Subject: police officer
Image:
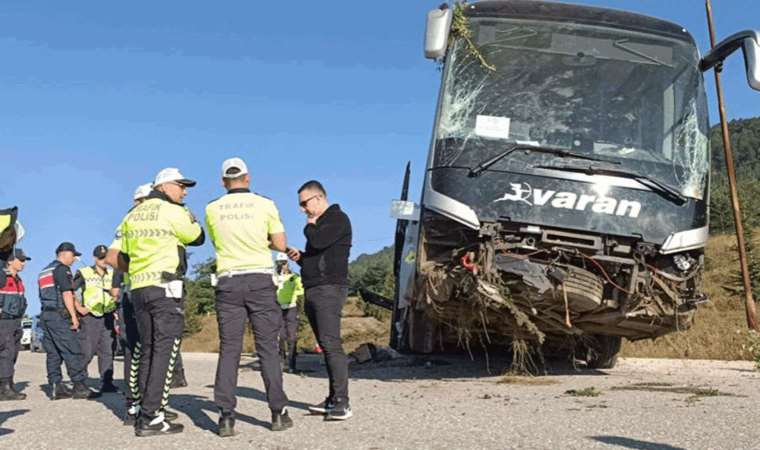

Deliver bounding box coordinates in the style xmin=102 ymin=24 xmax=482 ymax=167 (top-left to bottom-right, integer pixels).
xmin=74 ymin=245 xmax=118 ymax=393
xmin=114 ymin=183 xmax=147 ymax=424
xmin=274 ymin=253 xmax=304 ymax=373
xmin=113 ymin=184 xmax=186 ymax=426
xmin=0 ymin=249 xmax=30 ymax=401
xmin=206 ymin=157 xmax=292 ymax=437
xmin=287 ymin=180 xmax=353 ymax=421
xmin=107 ymin=168 xmax=204 ymax=437
xmin=39 ymin=242 xmax=100 ymax=400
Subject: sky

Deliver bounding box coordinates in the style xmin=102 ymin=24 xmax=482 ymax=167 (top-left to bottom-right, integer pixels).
xmin=3 ymin=0 xmax=759 ymax=313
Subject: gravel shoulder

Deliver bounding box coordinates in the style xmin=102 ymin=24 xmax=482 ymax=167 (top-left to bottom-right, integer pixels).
xmin=1 ymin=352 xmax=759 ymax=450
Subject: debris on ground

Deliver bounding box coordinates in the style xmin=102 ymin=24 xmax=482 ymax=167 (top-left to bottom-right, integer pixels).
xmin=348 ymin=343 xmax=404 ymax=365
xmin=565 ymin=387 xmax=602 ymax=398
xmin=498 ymin=375 xmax=559 ymax=386
xmin=611 ymin=383 xmax=734 ymax=397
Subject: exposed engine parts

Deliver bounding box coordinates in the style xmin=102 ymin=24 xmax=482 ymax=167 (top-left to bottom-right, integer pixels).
xmin=407 ymin=213 xmax=707 ymax=369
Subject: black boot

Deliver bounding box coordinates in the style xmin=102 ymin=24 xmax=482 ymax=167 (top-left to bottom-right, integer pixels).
xmin=170 ymin=368 xmax=188 ymax=389
xmin=9 ymin=378 xmax=26 ymax=398
xmin=135 ymin=413 xmax=184 ymax=437
xmin=218 ymin=410 xmax=235 ymax=438
xmin=124 ymin=414 xmax=138 ymax=426
xmin=271 ymin=408 xmax=293 ymax=432
xmin=72 ymin=382 xmax=102 ymax=400
xmin=0 ymin=379 xmax=25 ymax=401
xmin=52 ymin=382 xmax=72 ymax=400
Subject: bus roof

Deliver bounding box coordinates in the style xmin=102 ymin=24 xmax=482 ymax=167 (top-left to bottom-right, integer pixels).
xmin=466 ymin=1 xmax=696 ymax=44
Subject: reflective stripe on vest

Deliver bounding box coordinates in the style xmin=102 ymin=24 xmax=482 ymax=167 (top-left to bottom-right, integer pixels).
xmin=114 ymin=197 xmax=202 ymax=290
xmin=78 ymin=266 xmax=116 ymax=316
xmin=39 ymin=260 xmax=65 ymax=310
xmin=0 ymin=273 xmax=27 ymax=318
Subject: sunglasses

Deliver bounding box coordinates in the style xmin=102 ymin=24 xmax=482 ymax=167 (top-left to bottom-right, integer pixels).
xmin=299 ymin=194 xmax=319 ymax=208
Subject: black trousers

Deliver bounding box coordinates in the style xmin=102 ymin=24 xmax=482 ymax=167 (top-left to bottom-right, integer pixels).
xmin=279 ymin=307 xmax=298 ymax=357
xmin=0 ymin=319 xmax=21 ymax=380
xmin=304 ymin=284 xmax=349 ymax=406
xmin=118 ymin=293 xmax=141 ymax=406
xmin=40 ymin=311 xmax=87 ymax=385
xmin=119 ymin=292 xmax=185 ymax=407
xmin=79 ymin=314 xmax=115 ymax=383
xmin=131 ymin=287 xmax=184 ymax=416
xmin=214 ymin=273 xmax=288 ymax=413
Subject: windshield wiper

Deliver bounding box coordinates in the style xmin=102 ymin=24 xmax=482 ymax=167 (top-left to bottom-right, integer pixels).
xmin=468 ymin=144 xmax=619 ymax=177
xmin=533 ymin=164 xmax=688 ymax=206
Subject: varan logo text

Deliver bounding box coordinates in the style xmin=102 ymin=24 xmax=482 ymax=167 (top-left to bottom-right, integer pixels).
xmin=494 ymin=182 xmax=641 ymax=218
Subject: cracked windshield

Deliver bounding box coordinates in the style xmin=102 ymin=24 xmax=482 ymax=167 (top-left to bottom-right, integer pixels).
xmin=435 ymin=18 xmax=710 ymax=199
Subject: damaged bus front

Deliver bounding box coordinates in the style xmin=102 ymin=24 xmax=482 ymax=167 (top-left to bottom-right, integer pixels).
xmin=389 ymin=1 xmax=759 ymax=369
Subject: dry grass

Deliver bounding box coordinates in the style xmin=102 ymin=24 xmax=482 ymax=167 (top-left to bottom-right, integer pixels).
xmin=498 ymin=375 xmax=559 ymax=386
xmin=182 ymin=314 xmax=255 ymax=353
xmin=565 ymin=387 xmax=602 ymax=397
xmin=622 ymin=233 xmax=757 ymax=361
xmin=183 ymin=296 xmax=390 ymax=354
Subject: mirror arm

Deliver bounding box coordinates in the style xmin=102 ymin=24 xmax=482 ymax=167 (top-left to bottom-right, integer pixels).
xmin=700 ymin=30 xmax=758 ymax=71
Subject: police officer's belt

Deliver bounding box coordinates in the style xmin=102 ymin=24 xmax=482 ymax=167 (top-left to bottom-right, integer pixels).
xmin=218 ymin=268 xmax=273 ymax=278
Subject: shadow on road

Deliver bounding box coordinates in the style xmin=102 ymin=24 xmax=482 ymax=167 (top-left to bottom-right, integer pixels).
xmin=590 ymin=436 xmax=686 ymax=450
xmin=201 ymin=384 xmax=313 ymax=413
xmin=0 ymin=409 xmax=30 ymax=437
xmin=92 ymin=387 xmax=127 ymax=422
xmin=169 ymin=394 xmax=270 ymax=433
xmin=279 ymin=353 xmax=609 ymax=383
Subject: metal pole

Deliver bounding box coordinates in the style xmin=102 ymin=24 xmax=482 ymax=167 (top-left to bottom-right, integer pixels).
xmin=706 ymin=0 xmax=758 ymax=330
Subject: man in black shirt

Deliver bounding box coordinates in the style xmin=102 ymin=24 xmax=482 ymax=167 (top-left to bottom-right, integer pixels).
xmin=287 ymin=180 xmax=353 ymax=421
xmin=38 ymin=242 xmax=99 ymax=400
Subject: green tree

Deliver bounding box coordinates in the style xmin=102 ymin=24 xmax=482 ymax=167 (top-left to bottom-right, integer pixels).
xmin=183 ymin=257 xmax=216 ymax=336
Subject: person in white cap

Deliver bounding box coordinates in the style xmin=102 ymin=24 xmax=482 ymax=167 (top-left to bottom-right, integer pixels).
xmin=111 ymin=182 xmax=184 ymax=425
xmin=133 ymin=183 xmax=153 ymax=204
xmin=106 ymin=168 xmax=204 ymax=437
xmin=205 ymin=157 xmax=293 ymax=436
xmin=274 ymin=252 xmax=304 ymax=373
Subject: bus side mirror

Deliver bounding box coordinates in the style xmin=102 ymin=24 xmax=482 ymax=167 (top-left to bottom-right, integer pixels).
xmin=425 ymin=4 xmax=453 ymax=60
xmin=700 ymin=30 xmax=760 ymax=91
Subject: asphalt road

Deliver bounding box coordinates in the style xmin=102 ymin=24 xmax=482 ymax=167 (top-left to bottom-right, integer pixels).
xmin=1 ymin=351 xmax=758 ymax=450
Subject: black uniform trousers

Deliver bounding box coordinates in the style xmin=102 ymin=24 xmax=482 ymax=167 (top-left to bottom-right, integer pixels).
xmin=304 ymin=284 xmax=349 ymax=406
xmin=0 ymin=319 xmax=21 ymax=380
xmin=131 ymin=286 xmax=184 ymax=416
xmin=119 ymin=291 xmax=186 ymax=409
xmin=40 ymin=311 xmax=87 ymax=385
xmin=214 ymin=273 xmax=288 ymax=413
xmin=79 ymin=314 xmax=116 ymax=383
xmin=118 ymin=292 xmax=141 ymax=406
xmin=279 ymin=307 xmax=298 ymax=359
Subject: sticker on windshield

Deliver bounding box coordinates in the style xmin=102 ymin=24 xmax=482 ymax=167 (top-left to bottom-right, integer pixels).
xmin=475 ymin=115 xmax=511 ymax=140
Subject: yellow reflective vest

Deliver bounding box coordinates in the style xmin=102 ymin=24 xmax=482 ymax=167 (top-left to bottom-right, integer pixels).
xmin=205 ymin=189 xmax=284 ymax=274
xmin=110 ymin=193 xmax=203 ymax=290
xmin=77 ymin=266 xmax=116 ymax=317
xmin=275 ymin=273 xmax=304 ymax=309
